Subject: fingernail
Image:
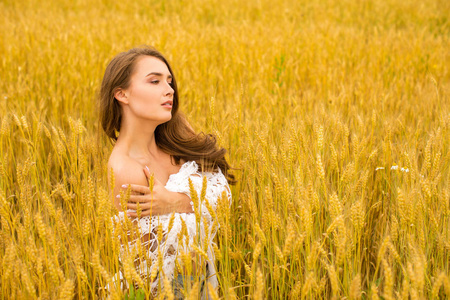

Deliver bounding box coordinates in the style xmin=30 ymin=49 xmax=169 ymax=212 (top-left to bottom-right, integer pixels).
xmin=145 ymin=166 xmax=150 ymax=172
xmin=116 ymin=195 xmax=120 ymax=198
xmin=122 ymin=184 xmax=128 ymax=188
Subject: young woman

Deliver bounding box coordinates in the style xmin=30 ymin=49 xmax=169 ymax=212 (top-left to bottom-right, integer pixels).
xmin=99 ymin=47 xmax=234 ymax=298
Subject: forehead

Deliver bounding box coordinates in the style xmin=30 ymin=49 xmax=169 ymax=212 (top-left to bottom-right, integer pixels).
xmin=133 ymin=55 xmax=171 ymax=77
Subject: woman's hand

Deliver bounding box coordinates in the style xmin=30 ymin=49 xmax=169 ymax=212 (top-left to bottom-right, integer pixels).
xmin=119 ymin=166 xmax=193 ymax=217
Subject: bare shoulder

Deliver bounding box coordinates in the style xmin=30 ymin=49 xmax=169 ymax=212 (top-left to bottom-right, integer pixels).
xmin=107 ymin=149 xmax=148 ymax=210
xmin=108 ymin=150 xmax=148 ymax=188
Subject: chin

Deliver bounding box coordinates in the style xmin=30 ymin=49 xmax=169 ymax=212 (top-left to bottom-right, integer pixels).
xmin=158 ymin=114 xmax=172 ymax=125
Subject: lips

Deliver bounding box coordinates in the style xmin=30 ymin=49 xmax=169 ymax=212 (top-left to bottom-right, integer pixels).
xmin=161 ymin=100 xmax=173 ymax=107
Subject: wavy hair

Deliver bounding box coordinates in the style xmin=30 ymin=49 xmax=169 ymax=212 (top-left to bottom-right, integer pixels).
xmin=99 ymin=46 xmax=235 ymax=184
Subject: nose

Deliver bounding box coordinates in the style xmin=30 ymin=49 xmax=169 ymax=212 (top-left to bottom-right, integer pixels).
xmin=165 ymin=82 xmax=174 ymax=96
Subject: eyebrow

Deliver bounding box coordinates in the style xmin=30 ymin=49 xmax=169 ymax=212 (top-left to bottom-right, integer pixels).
xmin=145 ymin=72 xmax=172 ymax=79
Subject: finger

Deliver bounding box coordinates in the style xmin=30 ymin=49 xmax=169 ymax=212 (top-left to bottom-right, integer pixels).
xmin=144 ymin=166 xmax=163 ymax=186
xmin=127 ymin=194 xmax=152 ymax=203
xmin=127 ymin=202 xmax=151 ymax=210
xmin=126 ymin=211 xmax=139 ymax=218
xmin=122 ymin=184 xmax=150 ymax=195
xmin=143 ymin=166 xmax=152 ymax=179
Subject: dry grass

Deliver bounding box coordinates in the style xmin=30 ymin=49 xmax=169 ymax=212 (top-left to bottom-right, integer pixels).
xmin=1 ymin=0 xmax=449 ymax=298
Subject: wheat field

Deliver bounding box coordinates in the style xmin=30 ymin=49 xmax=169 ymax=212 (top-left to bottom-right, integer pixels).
xmin=1 ymin=0 xmax=449 ymax=299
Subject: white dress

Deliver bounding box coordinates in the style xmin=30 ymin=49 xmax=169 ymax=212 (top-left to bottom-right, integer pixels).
xmin=111 ymin=161 xmax=231 ymax=298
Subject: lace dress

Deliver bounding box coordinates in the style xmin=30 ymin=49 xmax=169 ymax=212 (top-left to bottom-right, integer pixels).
xmin=111 ymin=161 xmax=231 ymax=297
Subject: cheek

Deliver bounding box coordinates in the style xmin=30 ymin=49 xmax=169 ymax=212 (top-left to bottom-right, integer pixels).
xmin=130 ymin=101 xmax=158 ymax=118
xmin=132 ymin=85 xmax=153 ymax=100
xmin=127 ymin=88 xmax=171 ymax=121
xmin=130 ymin=88 xmax=157 ymax=109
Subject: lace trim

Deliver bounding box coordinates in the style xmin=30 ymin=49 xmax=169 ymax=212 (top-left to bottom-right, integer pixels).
xmin=111 ymin=161 xmax=231 ymax=296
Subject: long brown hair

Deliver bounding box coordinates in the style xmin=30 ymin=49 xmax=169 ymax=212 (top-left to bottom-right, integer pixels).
xmin=99 ymin=46 xmax=235 ymax=184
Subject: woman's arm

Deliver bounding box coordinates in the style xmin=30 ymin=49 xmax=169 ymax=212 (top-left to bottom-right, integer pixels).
xmin=124 ymin=166 xmax=193 ymax=217
xmin=108 ymin=158 xmax=193 ymax=216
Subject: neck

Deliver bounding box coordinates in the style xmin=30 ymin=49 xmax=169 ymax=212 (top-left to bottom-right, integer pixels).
xmin=115 ymin=115 xmax=161 ymax=160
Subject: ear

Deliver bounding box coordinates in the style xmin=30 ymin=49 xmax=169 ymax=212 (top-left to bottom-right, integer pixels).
xmin=114 ymin=88 xmax=129 ymax=104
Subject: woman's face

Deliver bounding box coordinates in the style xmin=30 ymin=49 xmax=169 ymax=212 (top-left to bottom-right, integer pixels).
xmin=121 ymin=55 xmax=174 ymax=124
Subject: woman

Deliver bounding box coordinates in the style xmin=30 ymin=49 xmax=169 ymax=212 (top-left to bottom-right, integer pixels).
xmin=99 ymin=47 xmax=234 ymax=298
